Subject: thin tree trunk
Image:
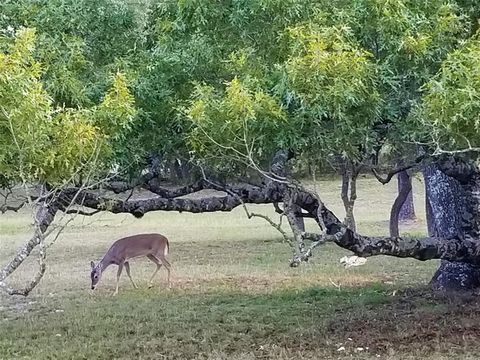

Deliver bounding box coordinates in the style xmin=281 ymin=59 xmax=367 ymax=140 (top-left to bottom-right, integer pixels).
xmin=389 ymin=174 xmax=412 ymax=237
xmin=341 ymin=162 xmax=359 ymax=232
xmin=0 ymin=201 xmax=57 ymax=295
xmin=398 ymin=171 xmax=416 ymax=221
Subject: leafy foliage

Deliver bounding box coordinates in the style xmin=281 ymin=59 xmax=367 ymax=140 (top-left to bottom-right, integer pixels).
xmin=0 ymin=29 xmax=135 ymax=185
xmin=187 ymin=77 xmax=286 ymax=170
xmin=281 ymin=24 xmax=381 ymax=160
xmin=2 ymin=0 xmax=480 ymax=182
xmin=418 ymin=32 xmax=480 ymax=150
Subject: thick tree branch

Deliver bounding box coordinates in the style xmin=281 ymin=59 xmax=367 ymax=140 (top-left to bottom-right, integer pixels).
xmin=62 ymin=183 xmax=283 ymax=218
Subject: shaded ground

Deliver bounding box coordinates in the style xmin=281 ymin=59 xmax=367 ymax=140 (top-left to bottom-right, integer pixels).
xmin=2 ymin=177 xmax=477 ymax=359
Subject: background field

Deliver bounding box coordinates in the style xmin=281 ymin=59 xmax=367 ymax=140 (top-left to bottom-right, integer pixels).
xmin=1 ymin=177 xmax=480 ymax=359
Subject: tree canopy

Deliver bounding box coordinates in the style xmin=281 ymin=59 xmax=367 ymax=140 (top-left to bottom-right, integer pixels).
xmin=2 ymin=0 xmax=480 ymax=176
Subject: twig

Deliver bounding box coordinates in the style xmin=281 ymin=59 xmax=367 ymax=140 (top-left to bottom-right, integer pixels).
xmin=200 ymin=168 xmax=293 ymax=246
xmin=241 ymin=204 xmax=292 ymax=246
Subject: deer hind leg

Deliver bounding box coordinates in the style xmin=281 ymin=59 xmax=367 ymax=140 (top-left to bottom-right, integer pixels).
xmin=124 ymin=261 xmax=138 ymax=289
xmin=158 ymin=255 xmax=172 ymax=288
xmin=147 ymin=254 xmax=162 ymax=288
xmin=113 ymin=262 xmax=124 ymax=296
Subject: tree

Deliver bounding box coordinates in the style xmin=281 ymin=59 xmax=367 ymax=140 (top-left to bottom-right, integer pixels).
xmin=388 ymin=168 xmax=416 ymax=238
xmin=0 ymin=29 xmax=135 ymax=295
xmin=4 ymin=0 xmax=480 ymax=295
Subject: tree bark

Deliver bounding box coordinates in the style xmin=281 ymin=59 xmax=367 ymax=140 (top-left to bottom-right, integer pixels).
xmin=424 ymin=163 xmax=480 ymax=291
xmin=389 ymin=172 xmax=412 ymax=237
xmin=398 ymin=171 xmax=416 ymax=221
xmin=425 ymin=191 xmax=436 ymax=237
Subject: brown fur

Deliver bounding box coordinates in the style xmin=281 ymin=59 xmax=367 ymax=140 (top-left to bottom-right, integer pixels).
xmin=90 ymin=233 xmax=171 ymax=295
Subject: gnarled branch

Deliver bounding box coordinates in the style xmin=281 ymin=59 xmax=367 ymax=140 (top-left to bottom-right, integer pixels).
xmin=372 ymin=155 xmax=426 ymax=185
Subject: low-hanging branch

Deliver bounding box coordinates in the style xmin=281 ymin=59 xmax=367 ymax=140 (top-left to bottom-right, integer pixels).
xmin=53 ymin=177 xmax=480 ymax=267
xmin=61 ymin=182 xmax=284 ymax=218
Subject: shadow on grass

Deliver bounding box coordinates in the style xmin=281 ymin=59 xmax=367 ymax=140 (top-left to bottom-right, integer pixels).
xmin=327 ymin=287 xmax=480 ymax=357
xmin=1 ymin=285 xmax=480 ymax=359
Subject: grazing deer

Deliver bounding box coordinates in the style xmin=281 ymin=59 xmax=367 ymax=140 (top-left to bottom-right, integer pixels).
xmin=90 ymin=233 xmax=171 ymax=295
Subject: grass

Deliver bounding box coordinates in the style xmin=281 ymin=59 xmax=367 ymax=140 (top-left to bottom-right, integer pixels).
xmin=1 ymin=176 xmax=480 ymax=359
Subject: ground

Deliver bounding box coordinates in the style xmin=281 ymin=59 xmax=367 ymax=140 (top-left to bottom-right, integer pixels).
xmin=1 ymin=176 xmax=480 ymax=359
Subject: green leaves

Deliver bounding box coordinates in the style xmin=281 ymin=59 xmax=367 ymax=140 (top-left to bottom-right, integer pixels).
xmin=0 ymin=29 xmax=136 ymax=185
xmin=187 ymin=78 xmax=286 ymax=169
xmin=278 ymin=24 xmax=381 ymax=161
xmin=417 ymin=33 xmax=480 ymax=150
xmin=96 ymin=73 xmax=136 ymax=140
xmin=0 ymin=28 xmax=52 ymax=181
xmin=2 ymin=0 xmax=480 ymax=184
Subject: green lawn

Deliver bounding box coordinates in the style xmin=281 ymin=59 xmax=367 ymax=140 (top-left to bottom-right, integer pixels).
xmin=1 ymin=177 xmax=479 ymax=359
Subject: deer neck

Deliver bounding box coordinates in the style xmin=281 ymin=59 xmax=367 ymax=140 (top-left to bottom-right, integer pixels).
xmin=98 ymin=251 xmax=116 ymax=272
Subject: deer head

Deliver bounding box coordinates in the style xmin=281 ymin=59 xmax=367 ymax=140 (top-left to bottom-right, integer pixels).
xmin=90 ymin=261 xmax=103 ymax=290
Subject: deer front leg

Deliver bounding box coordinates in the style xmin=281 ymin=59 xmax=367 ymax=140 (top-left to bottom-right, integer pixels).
xmin=113 ymin=263 xmax=124 ymax=296
xmin=124 ymin=262 xmax=138 ymax=289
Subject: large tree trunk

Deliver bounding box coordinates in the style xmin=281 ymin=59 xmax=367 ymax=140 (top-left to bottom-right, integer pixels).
xmin=398 ymin=171 xmax=416 ymax=221
xmin=425 ymin=191 xmax=436 ymax=237
xmin=424 ymin=164 xmax=480 ymax=291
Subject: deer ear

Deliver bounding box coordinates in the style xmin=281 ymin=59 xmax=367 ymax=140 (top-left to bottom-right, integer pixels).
xmin=90 ymin=261 xmax=95 ymax=269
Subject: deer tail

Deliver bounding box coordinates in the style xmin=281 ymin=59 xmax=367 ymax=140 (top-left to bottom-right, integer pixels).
xmin=164 ymin=238 xmax=169 ymax=257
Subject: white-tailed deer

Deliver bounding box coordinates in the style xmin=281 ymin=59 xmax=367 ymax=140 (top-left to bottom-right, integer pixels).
xmin=90 ymin=233 xmax=171 ymax=295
